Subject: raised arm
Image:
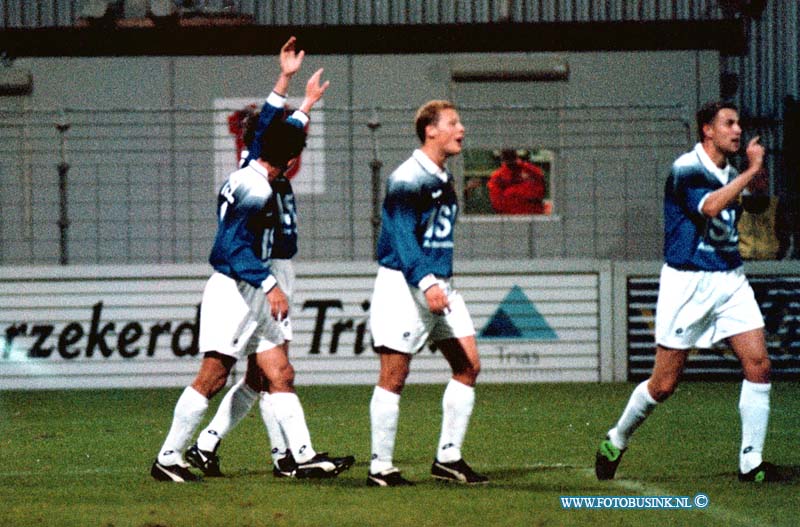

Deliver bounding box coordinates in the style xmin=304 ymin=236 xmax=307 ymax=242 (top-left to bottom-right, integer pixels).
xmin=272 ymin=36 xmax=305 ymax=96
xmin=298 ymin=68 xmax=330 ymax=115
xmin=244 ymin=37 xmax=308 ymax=167
xmin=701 ymin=137 xmax=764 ymax=218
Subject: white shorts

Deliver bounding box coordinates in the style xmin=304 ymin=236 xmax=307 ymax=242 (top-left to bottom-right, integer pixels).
xmin=369 ymin=266 xmax=475 ymax=354
xmin=655 ymin=264 xmax=764 ymax=350
xmin=199 ymin=263 xmax=294 ymax=358
xmin=271 ymin=259 xmax=294 ymax=342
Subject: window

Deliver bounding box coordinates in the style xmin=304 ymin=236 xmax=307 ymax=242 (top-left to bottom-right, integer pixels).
xmin=463 ymin=147 xmax=555 ymax=216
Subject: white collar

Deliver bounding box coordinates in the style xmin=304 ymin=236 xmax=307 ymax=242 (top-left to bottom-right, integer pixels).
xmin=246 ymin=159 xmax=270 ymax=180
xmin=694 ymin=143 xmax=731 ymax=184
xmin=413 ymin=149 xmax=448 ymax=183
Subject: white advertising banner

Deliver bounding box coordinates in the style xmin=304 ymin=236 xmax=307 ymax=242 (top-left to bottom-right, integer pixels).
xmin=0 ymin=260 xmax=609 ymax=390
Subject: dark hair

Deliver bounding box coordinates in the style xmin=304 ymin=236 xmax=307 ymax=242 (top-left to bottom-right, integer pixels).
xmin=245 ymin=106 xmax=302 ymax=153
xmin=696 ymin=101 xmax=738 ymax=141
xmin=242 ymin=110 xmax=260 ymax=148
xmin=258 ymin=119 xmax=307 ymax=168
xmin=500 ymin=149 xmax=517 ymax=164
xmin=414 ymin=100 xmax=456 ymax=143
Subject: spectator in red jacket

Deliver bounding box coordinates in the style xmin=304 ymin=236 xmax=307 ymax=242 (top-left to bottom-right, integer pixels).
xmin=488 ymin=149 xmax=546 ymax=214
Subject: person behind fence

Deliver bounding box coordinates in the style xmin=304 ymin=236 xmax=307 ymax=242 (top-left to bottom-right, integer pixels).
xmin=594 ymin=101 xmax=781 ymax=483
xmin=150 ymin=36 xmax=353 ymax=483
xmin=366 ymin=99 xmax=488 ymax=487
xmin=738 ymin=167 xmax=790 ymax=260
xmin=487 ymin=148 xmax=546 ymax=214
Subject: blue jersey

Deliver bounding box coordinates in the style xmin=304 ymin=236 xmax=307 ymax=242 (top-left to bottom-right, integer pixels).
xmin=268 ymin=175 xmax=298 ymax=259
xmin=240 ymin=92 xmax=303 ymax=260
xmin=663 ymin=143 xmax=743 ymax=271
xmin=377 ymin=149 xmax=459 ymax=286
xmin=239 ymin=153 xmax=298 ymax=260
xmin=208 ymin=161 xmax=277 ymax=290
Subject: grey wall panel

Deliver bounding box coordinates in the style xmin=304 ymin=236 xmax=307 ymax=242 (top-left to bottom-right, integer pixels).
xmin=0 ymin=0 xmax=781 ymax=168
xmin=0 ymin=49 xmax=712 ymax=264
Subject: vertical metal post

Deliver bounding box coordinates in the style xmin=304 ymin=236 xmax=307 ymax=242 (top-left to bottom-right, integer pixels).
xmin=681 ymin=105 xmax=692 ymax=148
xmin=21 ymin=105 xmax=34 ymax=241
xmin=55 ymin=116 xmax=71 ymax=265
xmin=367 ymin=109 xmax=383 ymax=260
xmin=166 ymin=58 xmax=178 ymax=263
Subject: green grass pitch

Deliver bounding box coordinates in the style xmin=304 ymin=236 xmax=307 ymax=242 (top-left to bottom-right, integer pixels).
xmin=1 ymin=382 xmax=798 ymax=527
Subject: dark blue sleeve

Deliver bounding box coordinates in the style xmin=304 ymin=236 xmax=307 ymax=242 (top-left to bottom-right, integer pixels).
xmin=671 ymin=166 xmax=713 ymax=220
xmin=382 ymin=179 xmax=433 ymax=285
xmin=243 ymin=99 xmax=283 ymax=167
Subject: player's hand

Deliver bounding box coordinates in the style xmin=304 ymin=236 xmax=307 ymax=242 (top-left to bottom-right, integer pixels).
xmin=745 ymin=136 xmax=764 ymax=172
xmin=279 ymin=36 xmax=304 ymax=78
xmin=266 ymin=286 xmax=289 ymax=321
xmin=299 ymin=68 xmax=330 ymax=113
xmin=424 ymin=283 xmax=450 ymax=315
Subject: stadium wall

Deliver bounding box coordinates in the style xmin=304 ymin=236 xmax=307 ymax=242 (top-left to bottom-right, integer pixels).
xmin=0 ymin=50 xmax=718 ymax=265
xmin=0 ymin=260 xmax=612 ymax=390
xmin=3 ymin=260 xmax=798 ymax=390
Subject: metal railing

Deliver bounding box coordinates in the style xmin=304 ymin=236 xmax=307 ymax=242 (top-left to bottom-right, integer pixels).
xmin=3 ymin=103 xmax=759 ymax=265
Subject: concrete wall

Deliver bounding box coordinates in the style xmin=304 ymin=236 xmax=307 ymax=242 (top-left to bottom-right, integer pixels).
xmin=0 ymin=50 xmax=719 ymax=264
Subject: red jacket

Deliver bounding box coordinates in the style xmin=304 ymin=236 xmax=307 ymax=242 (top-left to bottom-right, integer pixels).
xmin=488 ymin=161 xmax=546 ymax=214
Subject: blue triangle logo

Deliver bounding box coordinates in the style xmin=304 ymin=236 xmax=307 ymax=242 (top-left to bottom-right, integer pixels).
xmin=479 ymin=286 xmax=557 ymax=340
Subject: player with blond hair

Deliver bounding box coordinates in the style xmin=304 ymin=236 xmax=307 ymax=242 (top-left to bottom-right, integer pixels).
xmin=367 ymin=100 xmax=487 ymax=487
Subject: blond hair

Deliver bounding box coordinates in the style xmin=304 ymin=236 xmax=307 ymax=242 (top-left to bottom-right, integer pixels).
xmin=414 ymin=100 xmax=456 ymax=143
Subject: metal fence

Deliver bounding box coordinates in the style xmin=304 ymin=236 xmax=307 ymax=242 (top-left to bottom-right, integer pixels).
xmin=7 ymin=103 xmax=781 ymax=266
xmin=0 ymin=104 xmax=383 ymax=264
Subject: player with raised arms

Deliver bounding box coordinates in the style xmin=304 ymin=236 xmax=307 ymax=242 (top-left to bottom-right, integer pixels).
xmin=151 ymin=36 xmax=353 ymax=482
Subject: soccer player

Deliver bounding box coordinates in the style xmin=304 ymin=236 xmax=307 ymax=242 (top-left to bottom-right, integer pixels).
xmin=151 ymin=37 xmax=353 ymax=482
xmin=185 ymin=100 xmax=319 ymax=480
xmin=595 ymin=101 xmax=779 ymax=483
xmin=367 ymin=100 xmax=488 ymax=487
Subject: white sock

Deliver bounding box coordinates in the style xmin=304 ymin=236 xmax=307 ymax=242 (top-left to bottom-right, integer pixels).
xmin=259 ymin=392 xmax=290 ymax=464
xmin=739 ymin=379 xmax=771 ymax=473
xmin=436 ymin=379 xmax=475 ymax=463
xmin=608 ymin=380 xmax=658 ymax=450
xmin=196 ymin=378 xmax=257 ymax=452
xmin=157 ymin=387 xmax=208 ymax=465
xmin=370 ymin=386 xmax=401 ymax=474
xmin=270 ymin=392 xmax=316 ymax=463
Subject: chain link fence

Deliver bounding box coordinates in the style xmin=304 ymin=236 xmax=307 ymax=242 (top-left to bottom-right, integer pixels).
xmin=4 ymin=103 xmax=783 ymax=266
